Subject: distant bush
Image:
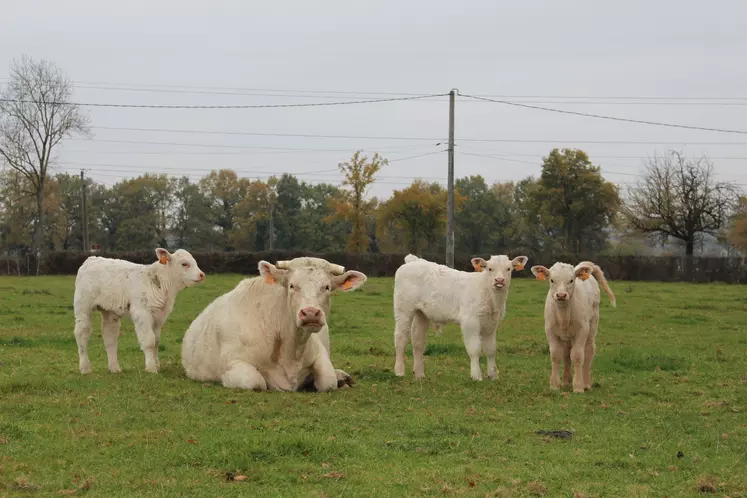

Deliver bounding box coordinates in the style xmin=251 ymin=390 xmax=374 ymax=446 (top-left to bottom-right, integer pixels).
xmin=0 ymin=250 xmax=745 ymax=283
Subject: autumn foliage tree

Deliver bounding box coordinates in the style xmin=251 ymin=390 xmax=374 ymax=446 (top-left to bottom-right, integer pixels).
xmin=333 ymin=151 xmax=386 ymax=253
xmin=378 ymin=180 xmax=459 ymax=253
xmin=729 ymin=196 xmax=747 ymax=253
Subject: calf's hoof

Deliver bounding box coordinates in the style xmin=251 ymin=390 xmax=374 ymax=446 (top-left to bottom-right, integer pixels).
xmin=79 ymin=366 xmax=92 ymax=375
xmin=573 ymin=387 xmax=585 ymax=393
xmin=108 ymin=365 xmax=122 ymax=374
xmin=144 ymin=366 xmax=159 ymax=374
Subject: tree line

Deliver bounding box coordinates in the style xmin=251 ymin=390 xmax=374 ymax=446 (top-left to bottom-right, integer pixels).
xmin=1 ymin=56 xmax=746 ymax=267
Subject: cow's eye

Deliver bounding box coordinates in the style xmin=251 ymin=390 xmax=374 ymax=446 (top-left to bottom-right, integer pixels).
xmin=181 ymin=262 xmax=190 ymax=268
xmin=569 ymin=279 xmax=573 ymax=284
xmin=324 ymin=285 xmax=331 ymax=291
xmin=488 ymin=268 xmax=492 ymax=272
xmin=507 ymin=267 xmax=511 ymax=272
xmin=550 ymin=279 xmax=554 ymax=284
xmin=289 ymin=284 xmax=295 ymax=290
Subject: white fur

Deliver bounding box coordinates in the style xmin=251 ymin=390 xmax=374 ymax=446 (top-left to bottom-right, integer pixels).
xmin=181 ymin=257 xmax=366 ymax=392
xmin=73 ymin=248 xmax=205 ymax=375
xmin=530 ymin=261 xmax=616 ymax=393
xmin=393 ymin=253 xmax=527 ymax=380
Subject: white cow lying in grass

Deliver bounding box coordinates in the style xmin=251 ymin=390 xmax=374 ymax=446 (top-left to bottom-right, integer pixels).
xmin=394 ymin=253 xmax=528 ymax=380
xmin=530 ymin=261 xmax=616 ymax=393
xmin=181 ymin=257 xmax=366 ymax=392
xmin=74 ymin=248 xmax=205 ymax=374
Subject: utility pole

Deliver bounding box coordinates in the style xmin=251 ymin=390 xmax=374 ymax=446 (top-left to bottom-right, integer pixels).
xmin=80 ymin=170 xmax=89 ymax=252
xmin=268 ymin=201 xmax=275 ymax=250
xmin=445 ymin=88 xmax=457 ymax=268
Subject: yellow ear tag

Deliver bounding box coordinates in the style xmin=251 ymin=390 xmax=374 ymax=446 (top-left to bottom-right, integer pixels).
xmin=536 ymin=273 xmax=546 ymax=281
xmin=159 ymin=256 xmax=168 ymax=265
xmin=342 ymin=279 xmax=354 ymax=290
xmin=473 ymin=263 xmax=484 ymax=272
xmin=578 ymin=270 xmax=591 ymax=281
xmin=264 ymin=274 xmax=276 ymax=284
xmin=515 ymin=264 xmax=525 ymax=271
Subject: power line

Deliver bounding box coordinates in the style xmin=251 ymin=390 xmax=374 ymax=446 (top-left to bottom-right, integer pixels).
xmin=7 ymin=77 xmax=747 ymax=102
xmin=460 ymin=93 xmax=747 ymax=135
xmin=65 ymin=138 xmax=439 ymax=155
xmin=0 ymin=93 xmax=446 ymax=109
xmin=87 ymin=125 xmax=747 ymax=145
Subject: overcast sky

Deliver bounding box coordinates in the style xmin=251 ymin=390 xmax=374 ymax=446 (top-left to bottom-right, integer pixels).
xmin=2 ymin=0 xmax=746 ymax=199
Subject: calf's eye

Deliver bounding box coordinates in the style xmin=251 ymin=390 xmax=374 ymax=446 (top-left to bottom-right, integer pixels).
xmin=324 ymin=285 xmax=331 ymax=291
xmin=181 ymin=262 xmax=190 ymax=268
xmin=550 ymin=279 xmax=554 ymax=284
xmin=569 ymin=279 xmax=573 ymax=284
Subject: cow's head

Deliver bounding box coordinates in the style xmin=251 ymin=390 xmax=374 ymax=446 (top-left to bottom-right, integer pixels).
xmin=531 ymin=262 xmax=592 ymax=305
xmin=258 ymin=257 xmax=367 ymax=332
xmin=155 ymin=248 xmax=205 ymax=287
xmin=470 ymin=255 xmax=528 ymax=291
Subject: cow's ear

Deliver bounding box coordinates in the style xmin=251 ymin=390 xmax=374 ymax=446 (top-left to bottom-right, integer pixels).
xmin=471 ymin=258 xmax=487 ymax=272
xmin=531 ymin=265 xmax=550 ymax=281
xmin=258 ymin=260 xmax=287 ymax=286
xmin=155 ymin=248 xmax=170 ymax=265
xmin=512 ymin=256 xmax=528 ymax=271
xmin=333 ymin=271 xmax=367 ymax=292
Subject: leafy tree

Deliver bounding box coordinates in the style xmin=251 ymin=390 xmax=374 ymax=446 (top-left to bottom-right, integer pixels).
xmin=0 ymin=56 xmax=90 ymax=267
xmin=231 ymin=179 xmax=272 ymax=251
xmin=729 ymin=196 xmax=747 ymax=254
xmin=298 ymin=182 xmax=349 ymax=252
xmin=524 ymin=149 xmax=619 ymax=253
xmin=171 ymin=176 xmax=215 ymax=250
xmin=273 ymin=173 xmax=303 ymax=250
xmin=336 ymin=151 xmax=386 ymax=253
xmin=199 ymin=169 xmax=249 ymax=250
xmin=455 ymin=176 xmax=518 ymax=254
xmin=625 ymin=151 xmax=741 ymax=257
xmin=377 ymin=180 xmax=455 ymax=253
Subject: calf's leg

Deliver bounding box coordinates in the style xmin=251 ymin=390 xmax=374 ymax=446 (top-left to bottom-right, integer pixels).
xmin=222 ymin=361 xmax=267 ymax=391
xmin=570 ymin=327 xmax=590 ymax=393
xmin=547 ymin=334 xmax=565 ymax=390
xmin=74 ymin=310 xmax=94 ymax=374
xmin=411 ymin=311 xmax=429 ymax=379
xmin=461 ymin=318 xmax=483 ymax=381
xmin=100 ymin=311 xmax=122 ymax=373
xmin=481 ymin=326 xmax=498 ymax=380
xmin=584 ymin=314 xmax=599 ymax=390
xmin=131 ymin=309 xmax=159 ymax=373
xmin=562 ymin=346 xmax=572 ymax=387
xmin=394 ymin=311 xmax=413 ymax=377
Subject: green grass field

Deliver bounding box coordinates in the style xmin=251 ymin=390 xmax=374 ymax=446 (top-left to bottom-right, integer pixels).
xmin=0 ymin=275 xmax=746 ymax=497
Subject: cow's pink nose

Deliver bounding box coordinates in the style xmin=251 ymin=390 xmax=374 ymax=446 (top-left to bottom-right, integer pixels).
xmin=494 ymin=277 xmax=506 ymax=285
xmin=556 ymin=292 xmax=568 ymax=300
xmin=198 ymin=272 xmax=205 ymax=279
xmin=299 ymin=307 xmax=321 ymax=320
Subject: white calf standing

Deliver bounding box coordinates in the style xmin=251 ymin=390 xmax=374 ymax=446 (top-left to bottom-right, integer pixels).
xmin=393 ymin=254 xmax=528 ymax=380
xmin=73 ymin=248 xmax=205 ymax=374
xmin=530 ymin=261 xmax=616 ymax=393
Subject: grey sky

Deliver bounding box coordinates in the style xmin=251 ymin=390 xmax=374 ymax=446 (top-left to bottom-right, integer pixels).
xmin=2 ymin=0 xmax=746 ymax=199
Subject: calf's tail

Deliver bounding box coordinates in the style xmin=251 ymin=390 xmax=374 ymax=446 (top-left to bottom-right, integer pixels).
xmin=578 ymin=261 xmax=616 ymax=308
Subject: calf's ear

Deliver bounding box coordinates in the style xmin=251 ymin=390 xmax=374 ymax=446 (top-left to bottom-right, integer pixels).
xmin=471 ymin=258 xmax=487 ymax=272
xmin=333 ymin=271 xmax=367 ymax=292
xmin=530 ymin=265 xmax=550 ymax=281
xmin=574 ymin=264 xmax=593 ymax=281
xmin=155 ymin=248 xmax=170 ymax=265
xmin=258 ymin=260 xmax=287 ymax=286
xmin=512 ymin=256 xmax=528 ymax=271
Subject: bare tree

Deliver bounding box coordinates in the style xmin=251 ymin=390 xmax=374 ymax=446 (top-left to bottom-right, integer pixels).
xmin=624 ymin=151 xmax=740 ymax=268
xmin=0 ymin=56 xmax=90 ymax=272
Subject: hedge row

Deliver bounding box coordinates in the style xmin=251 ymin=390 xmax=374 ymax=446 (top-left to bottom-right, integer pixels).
xmin=1 ymin=250 xmax=745 ymax=283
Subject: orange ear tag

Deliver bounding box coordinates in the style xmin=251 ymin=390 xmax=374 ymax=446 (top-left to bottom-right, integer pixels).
xmin=578 ymin=270 xmax=591 ymax=281
xmin=342 ymin=279 xmax=354 ymax=290
xmin=472 ymin=263 xmax=484 ymax=272
xmin=159 ymin=256 xmax=168 ymax=265
xmin=515 ymin=264 xmax=525 ymax=271
xmin=536 ymin=273 xmax=546 ymax=281
xmin=264 ymin=274 xmax=276 ymax=284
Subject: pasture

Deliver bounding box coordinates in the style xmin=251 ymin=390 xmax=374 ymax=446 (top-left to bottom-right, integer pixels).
xmin=0 ymin=275 xmax=745 ymax=497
